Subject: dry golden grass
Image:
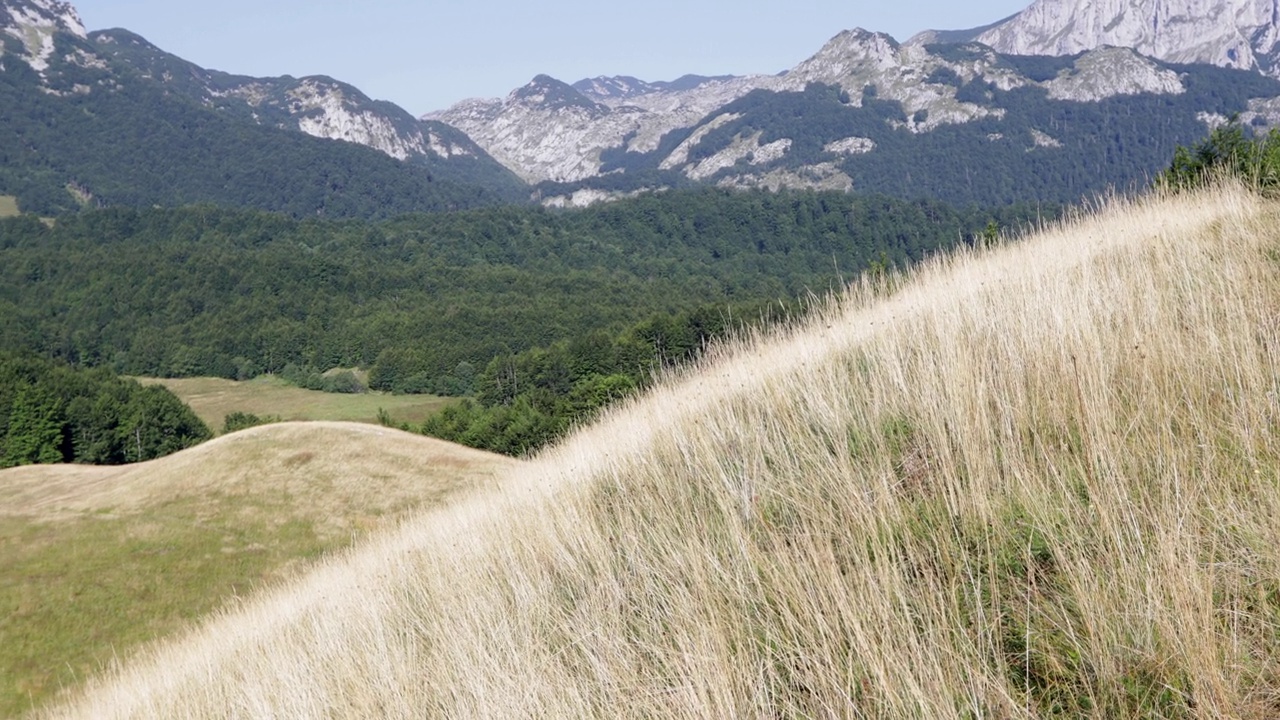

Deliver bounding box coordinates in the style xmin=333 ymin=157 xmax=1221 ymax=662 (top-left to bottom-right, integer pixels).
xmin=0 ymin=196 xmax=18 ymax=218
xmin=0 ymin=422 xmax=514 ymax=531
xmin=0 ymin=423 xmax=515 ymax=717
xmin=137 ymin=375 xmax=453 ymax=431
xmin=43 ymin=185 xmax=1280 ymax=718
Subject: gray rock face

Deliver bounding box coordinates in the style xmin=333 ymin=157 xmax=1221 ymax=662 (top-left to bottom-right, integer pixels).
xmin=573 ymin=74 xmax=736 ymax=101
xmin=426 ymin=71 xmax=785 ymax=184
xmin=1043 ymin=46 xmax=1186 ymax=100
xmin=965 ymin=0 xmax=1280 ymax=76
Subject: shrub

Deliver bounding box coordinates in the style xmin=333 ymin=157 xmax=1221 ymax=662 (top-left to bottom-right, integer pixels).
xmin=222 ymin=411 xmax=279 ymax=434
xmin=1158 ymin=120 xmax=1280 ymax=191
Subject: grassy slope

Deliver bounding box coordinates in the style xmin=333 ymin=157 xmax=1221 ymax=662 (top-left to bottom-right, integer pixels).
xmin=138 ymin=376 xmax=453 ymax=432
xmin=45 ymin=185 xmax=1280 ymax=718
xmin=0 ymin=423 xmax=516 ymax=718
xmin=0 ymin=197 xmax=18 ymax=218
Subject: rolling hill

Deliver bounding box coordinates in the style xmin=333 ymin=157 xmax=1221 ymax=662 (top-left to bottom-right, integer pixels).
xmin=0 ymin=422 xmax=517 ymax=717
xmin=32 ymin=182 xmax=1280 ymax=717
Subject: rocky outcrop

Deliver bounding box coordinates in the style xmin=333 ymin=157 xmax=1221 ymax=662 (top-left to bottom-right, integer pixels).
xmin=1043 ymin=46 xmax=1186 ymax=101
xmin=1 ymin=0 xmax=85 ymax=72
xmin=960 ymin=0 xmax=1280 ymax=76
xmin=427 ymin=74 xmax=771 ymax=183
xmin=89 ymin=28 xmax=488 ymax=166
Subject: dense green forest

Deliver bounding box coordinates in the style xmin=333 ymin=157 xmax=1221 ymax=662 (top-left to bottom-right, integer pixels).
xmin=418 ymin=301 xmax=798 ymax=454
xmin=0 ymin=31 xmax=526 ymax=218
xmin=0 ymin=188 xmax=1049 ymax=395
xmin=0 ymin=352 xmax=210 ymax=468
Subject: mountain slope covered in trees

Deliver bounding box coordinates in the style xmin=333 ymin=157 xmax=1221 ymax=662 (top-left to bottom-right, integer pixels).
xmin=0 ymin=8 xmax=527 ymax=217
xmin=555 ymin=53 xmax=1280 ymax=206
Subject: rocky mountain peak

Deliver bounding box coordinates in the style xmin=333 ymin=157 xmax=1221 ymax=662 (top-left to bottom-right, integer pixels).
xmin=1 ymin=0 xmax=84 ymax=37
xmin=512 ymin=74 xmax=605 ymax=114
xmin=782 ymin=28 xmax=907 ymax=89
xmin=2 ymin=0 xmax=87 ymax=72
xmin=967 ymin=0 xmax=1280 ymax=76
xmin=808 ymin=28 xmax=900 ymax=66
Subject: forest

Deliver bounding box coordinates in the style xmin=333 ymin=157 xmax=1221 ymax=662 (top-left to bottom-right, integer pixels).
xmin=0 ymin=187 xmax=1050 ymax=398
xmin=0 ymin=352 xmax=210 ymax=468
xmin=414 ymin=300 xmax=799 ymax=454
xmin=3 ymin=120 xmax=1258 ymax=464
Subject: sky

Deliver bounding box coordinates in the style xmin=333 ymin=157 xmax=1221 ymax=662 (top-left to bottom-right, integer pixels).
xmin=70 ymin=1 xmax=1031 ymax=117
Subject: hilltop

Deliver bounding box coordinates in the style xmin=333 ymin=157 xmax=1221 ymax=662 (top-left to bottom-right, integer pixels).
xmin=32 ymin=183 xmax=1280 ymax=717
xmin=0 ymin=422 xmax=516 ymax=716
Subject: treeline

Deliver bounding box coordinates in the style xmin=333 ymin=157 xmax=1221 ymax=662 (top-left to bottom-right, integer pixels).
xmin=0 ymin=188 xmax=1050 ymax=395
xmin=0 ymin=352 xmax=210 ymax=468
xmin=418 ymin=301 xmax=797 ymax=455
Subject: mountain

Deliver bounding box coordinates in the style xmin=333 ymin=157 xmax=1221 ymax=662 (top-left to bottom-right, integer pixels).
xmin=426 ymin=72 xmax=764 ymax=185
xmin=0 ymin=0 xmax=527 ymax=217
xmin=91 ymin=29 xmax=486 ymax=166
xmin=429 ymin=25 xmax=1280 ymax=206
xmin=919 ymin=0 xmax=1280 ymax=77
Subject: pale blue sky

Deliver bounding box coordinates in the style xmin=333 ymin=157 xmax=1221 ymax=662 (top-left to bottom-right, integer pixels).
xmin=71 ymin=1 xmax=1031 ymax=116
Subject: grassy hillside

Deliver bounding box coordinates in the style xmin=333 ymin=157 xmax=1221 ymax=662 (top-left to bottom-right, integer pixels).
xmin=138 ymin=376 xmax=454 ymax=431
xmin=0 ymin=196 xmax=17 ymax=218
xmin=0 ymin=423 xmax=515 ymax=718
xmin=41 ymin=185 xmax=1280 ymax=718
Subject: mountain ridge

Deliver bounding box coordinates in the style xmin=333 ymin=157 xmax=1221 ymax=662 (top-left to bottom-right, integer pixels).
xmin=428 ymin=27 xmax=1280 ymax=204
xmin=0 ymin=0 xmax=528 ymax=216
xmin=424 ymin=1 xmax=1280 ymax=202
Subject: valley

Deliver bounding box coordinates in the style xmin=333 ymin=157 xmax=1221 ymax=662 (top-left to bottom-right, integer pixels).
xmin=41 ymin=185 xmax=1280 ymax=718
xmin=6 ymin=0 xmax=1280 ymax=716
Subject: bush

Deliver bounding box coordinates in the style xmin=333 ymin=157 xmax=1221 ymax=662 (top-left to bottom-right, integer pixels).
xmin=1159 ymin=120 xmax=1280 ymax=191
xmin=222 ymin=411 xmax=280 ymax=434
xmin=280 ymin=365 xmax=367 ymax=394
